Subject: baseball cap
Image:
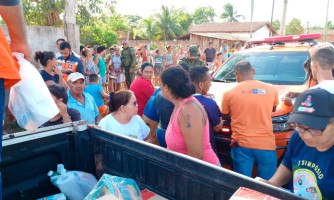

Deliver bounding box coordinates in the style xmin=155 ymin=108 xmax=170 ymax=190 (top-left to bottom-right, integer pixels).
xmin=287 ymin=88 xmax=334 ymax=130
xmin=189 ymin=45 xmax=198 ymax=57
xmin=68 ymin=72 xmax=85 ymax=82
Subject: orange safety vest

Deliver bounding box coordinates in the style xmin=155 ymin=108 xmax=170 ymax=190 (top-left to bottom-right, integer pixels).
xmin=57 ymin=58 xmax=79 ymax=82
xmin=0 ymin=27 xmax=21 ymax=90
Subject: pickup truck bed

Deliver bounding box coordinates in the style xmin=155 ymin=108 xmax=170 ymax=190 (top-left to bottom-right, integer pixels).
xmin=1 ymin=122 xmax=303 ymax=200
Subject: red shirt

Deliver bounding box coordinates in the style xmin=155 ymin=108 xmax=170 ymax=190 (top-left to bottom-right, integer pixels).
xmin=142 ymin=50 xmax=147 ymax=62
xmin=130 ymin=76 xmax=154 ymax=116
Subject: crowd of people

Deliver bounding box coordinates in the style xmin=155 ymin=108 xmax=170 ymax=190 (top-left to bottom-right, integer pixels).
xmin=35 ymin=37 xmax=334 ymax=198
xmin=0 ymin=1 xmax=333 ymax=198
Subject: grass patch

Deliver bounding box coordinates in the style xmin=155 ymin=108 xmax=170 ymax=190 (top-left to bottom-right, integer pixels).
xmin=3 ymin=122 xmax=25 ymax=134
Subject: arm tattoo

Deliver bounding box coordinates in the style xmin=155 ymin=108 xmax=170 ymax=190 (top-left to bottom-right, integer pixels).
xmin=186 ymin=114 xmax=191 ymax=128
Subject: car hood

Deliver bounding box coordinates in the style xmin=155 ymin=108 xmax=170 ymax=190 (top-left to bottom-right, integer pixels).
xmin=209 ymin=81 xmax=306 ymax=117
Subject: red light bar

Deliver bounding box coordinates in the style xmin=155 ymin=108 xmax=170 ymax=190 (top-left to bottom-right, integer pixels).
xmin=249 ymin=33 xmax=321 ymax=44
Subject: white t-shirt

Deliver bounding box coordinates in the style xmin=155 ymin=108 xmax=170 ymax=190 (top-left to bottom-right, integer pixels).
xmin=310 ymin=80 xmax=334 ymax=94
xmin=99 ymin=114 xmax=150 ymax=140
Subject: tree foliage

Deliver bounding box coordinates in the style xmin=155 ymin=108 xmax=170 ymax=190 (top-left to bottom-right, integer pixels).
xmin=327 ymin=21 xmax=334 ymax=29
xmin=220 ymin=3 xmax=244 ymax=22
xmin=124 ymin=15 xmax=143 ymax=40
xmin=21 ymin=1 xmax=196 ymax=44
xmin=285 ymin=18 xmax=304 ymax=35
xmin=272 ymin=19 xmax=280 ymax=31
xmin=156 ymin=5 xmax=178 ymax=41
xmin=23 ymin=0 xmax=65 ymax=26
xmin=142 ymin=16 xmax=159 ymax=41
xmin=192 ymin=6 xmax=215 ymax=25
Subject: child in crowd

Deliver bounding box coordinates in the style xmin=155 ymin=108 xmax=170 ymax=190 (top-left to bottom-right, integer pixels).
xmin=212 ymin=53 xmax=223 ymax=73
xmin=85 ymin=74 xmax=110 ymax=116
xmin=153 ymin=49 xmax=164 ymax=86
xmin=109 ymin=47 xmax=115 ymax=57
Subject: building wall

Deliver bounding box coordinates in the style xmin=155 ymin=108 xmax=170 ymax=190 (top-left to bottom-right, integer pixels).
xmin=1 ymin=25 xmax=80 ymax=68
xmin=190 ymin=34 xmax=243 ymax=52
xmin=116 ymin=40 xmax=191 ymax=55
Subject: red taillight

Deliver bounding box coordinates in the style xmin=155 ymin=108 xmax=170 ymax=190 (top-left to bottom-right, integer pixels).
xmin=221 ymin=126 xmax=231 ymax=134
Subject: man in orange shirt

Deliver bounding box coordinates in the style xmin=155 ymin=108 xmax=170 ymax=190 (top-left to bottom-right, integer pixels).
xmin=0 ymin=0 xmax=31 ymax=198
xmin=221 ymin=61 xmax=279 ymax=180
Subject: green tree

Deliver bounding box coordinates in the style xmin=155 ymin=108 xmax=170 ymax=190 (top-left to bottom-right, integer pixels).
xmin=124 ymin=15 xmax=143 ymax=40
xmin=156 ymin=5 xmax=178 ymax=41
xmin=327 ymin=21 xmax=334 ymax=29
xmin=192 ymin=6 xmax=216 ymax=25
xmin=177 ymin=10 xmax=193 ymax=33
xmin=169 ymin=9 xmax=193 ymax=37
xmin=23 ymin=0 xmax=65 ymax=26
xmin=142 ymin=16 xmax=159 ymax=41
xmin=285 ymin=18 xmax=305 ymax=35
xmin=22 ymin=0 xmax=116 ymax=27
xmin=220 ymin=3 xmax=244 ymax=22
xmin=272 ymin=19 xmax=280 ymax=31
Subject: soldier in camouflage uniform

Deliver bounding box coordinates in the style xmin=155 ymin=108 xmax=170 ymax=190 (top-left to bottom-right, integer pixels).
xmin=121 ymin=41 xmax=137 ymax=88
xmin=178 ymin=45 xmax=205 ymax=68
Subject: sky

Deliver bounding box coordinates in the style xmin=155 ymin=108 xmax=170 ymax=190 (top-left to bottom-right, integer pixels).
xmin=114 ymin=0 xmax=333 ymax=28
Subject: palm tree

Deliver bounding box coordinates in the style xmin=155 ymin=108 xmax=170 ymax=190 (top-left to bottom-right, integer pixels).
xmin=143 ymin=16 xmax=159 ymax=41
xmin=156 ymin=5 xmax=178 ymax=41
xmin=220 ymin=3 xmax=245 ymax=22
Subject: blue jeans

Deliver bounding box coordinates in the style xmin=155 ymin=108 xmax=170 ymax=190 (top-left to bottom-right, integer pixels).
xmin=156 ymin=127 xmax=167 ymax=148
xmin=0 ymin=79 xmax=4 ymax=199
xmin=231 ymin=146 xmax=277 ymax=180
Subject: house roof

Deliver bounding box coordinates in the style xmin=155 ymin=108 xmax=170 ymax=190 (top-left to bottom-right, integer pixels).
xmin=189 ymin=22 xmax=277 ymax=34
xmin=191 ymin=32 xmax=249 ymax=41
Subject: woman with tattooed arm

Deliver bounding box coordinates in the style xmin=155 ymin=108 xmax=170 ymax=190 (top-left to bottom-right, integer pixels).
xmin=161 ymin=66 xmax=220 ymax=166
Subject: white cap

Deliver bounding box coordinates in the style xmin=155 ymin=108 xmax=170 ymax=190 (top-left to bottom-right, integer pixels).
xmin=68 ymin=72 xmax=85 ymax=82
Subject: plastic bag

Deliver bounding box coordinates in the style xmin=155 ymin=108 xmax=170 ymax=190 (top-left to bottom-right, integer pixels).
xmin=8 ymin=53 xmax=59 ymax=131
xmin=49 ymin=164 xmax=98 ymax=200
xmin=84 ymin=174 xmax=142 ymax=200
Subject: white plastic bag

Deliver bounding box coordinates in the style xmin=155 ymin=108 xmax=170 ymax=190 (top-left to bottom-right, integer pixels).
xmin=8 ymin=53 xmax=59 ymax=132
xmin=50 ymin=164 xmax=98 ymax=200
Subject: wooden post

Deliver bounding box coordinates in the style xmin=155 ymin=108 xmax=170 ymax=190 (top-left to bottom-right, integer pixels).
xmin=64 ymin=0 xmax=79 ymax=53
xmin=324 ymin=0 xmax=330 ymax=42
xmin=280 ymin=0 xmax=288 ymax=36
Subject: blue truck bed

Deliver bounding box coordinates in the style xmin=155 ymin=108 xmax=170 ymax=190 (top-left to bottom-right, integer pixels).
xmin=1 ymin=121 xmax=303 ymax=200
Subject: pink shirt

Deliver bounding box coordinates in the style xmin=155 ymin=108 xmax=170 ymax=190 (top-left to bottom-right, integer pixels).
xmin=165 ymin=96 xmax=220 ymax=166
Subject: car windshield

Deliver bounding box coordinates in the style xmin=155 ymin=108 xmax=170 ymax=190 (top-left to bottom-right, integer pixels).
xmin=213 ymin=51 xmax=310 ymax=85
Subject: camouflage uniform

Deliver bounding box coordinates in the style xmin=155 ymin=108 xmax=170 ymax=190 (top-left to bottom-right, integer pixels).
xmin=121 ymin=46 xmax=137 ymax=87
xmin=178 ymin=57 xmax=205 ymax=68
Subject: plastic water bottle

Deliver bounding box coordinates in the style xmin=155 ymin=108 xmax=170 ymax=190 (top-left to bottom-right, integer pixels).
xmin=49 ymin=164 xmax=97 ymax=200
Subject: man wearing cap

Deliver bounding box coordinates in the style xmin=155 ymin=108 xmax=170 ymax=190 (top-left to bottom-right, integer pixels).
xmin=178 ymin=45 xmax=205 ymax=69
xmin=67 ymin=72 xmax=101 ymax=125
xmin=221 ymin=60 xmax=279 ymax=180
xmin=265 ymin=88 xmax=334 ymax=199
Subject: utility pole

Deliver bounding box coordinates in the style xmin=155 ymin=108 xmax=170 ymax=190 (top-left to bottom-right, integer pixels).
xmin=280 ymin=0 xmax=288 ymax=36
xmin=270 ymin=0 xmax=275 ymax=36
xmin=250 ymin=0 xmax=254 ymax=38
xmin=324 ymin=0 xmax=330 ymax=41
xmin=64 ymin=0 xmax=79 ymax=53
